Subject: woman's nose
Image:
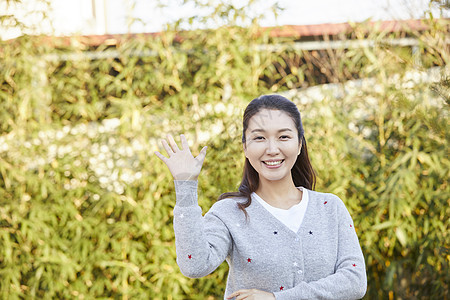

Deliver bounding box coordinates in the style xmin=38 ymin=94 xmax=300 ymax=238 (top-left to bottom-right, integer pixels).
xmin=266 ymin=140 xmax=280 ymax=154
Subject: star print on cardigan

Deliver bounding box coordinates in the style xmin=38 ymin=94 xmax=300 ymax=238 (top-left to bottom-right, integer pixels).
xmin=309 ymin=231 xmax=313 ymax=235
xmin=324 ymin=201 xmax=328 ymax=205
xmin=350 ymin=224 xmax=353 ymax=228
xmin=273 ymin=231 xmax=278 ymax=235
xmin=179 ymin=213 xmax=184 ymax=218
xmin=279 ymin=286 xmax=284 ymax=291
xmin=188 ymin=255 xmax=192 ymax=259
xmin=247 ymin=258 xmax=252 ymax=263
xmin=352 ymin=263 xmax=357 ymax=267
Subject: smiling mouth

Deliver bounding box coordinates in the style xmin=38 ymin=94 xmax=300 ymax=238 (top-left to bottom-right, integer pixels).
xmin=263 ymin=160 xmax=284 ymax=166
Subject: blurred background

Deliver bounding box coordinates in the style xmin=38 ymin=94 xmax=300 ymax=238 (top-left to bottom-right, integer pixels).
xmin=1 ymin=0 xmax=446 ymax=39
xmin=0 ymin=0 xmax=449 ymax=299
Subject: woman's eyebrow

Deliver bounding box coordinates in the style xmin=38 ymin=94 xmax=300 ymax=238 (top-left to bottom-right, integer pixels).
xmin=250 ymin=128 xmax=293 ymax=133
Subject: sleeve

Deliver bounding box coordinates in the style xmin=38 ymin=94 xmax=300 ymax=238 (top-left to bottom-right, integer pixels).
xmin=273 ymin=196 xmax=367 ymax=300
xmin=172 ymin=180 xmax=232 ymax=278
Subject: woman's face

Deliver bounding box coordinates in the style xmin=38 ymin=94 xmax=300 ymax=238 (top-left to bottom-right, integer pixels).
xmin=243 ymin=109 xmax=301 ymax=184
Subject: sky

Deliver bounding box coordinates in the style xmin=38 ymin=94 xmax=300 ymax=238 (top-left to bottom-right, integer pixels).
xmin=1 ymin=0 xmax=447 ymax=39
xmin=105 ymin=0 xmax=445 ymax=34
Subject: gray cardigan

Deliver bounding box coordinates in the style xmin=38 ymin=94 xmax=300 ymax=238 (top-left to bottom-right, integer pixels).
xmin=173 ymin=180 xmax=367 ymax=299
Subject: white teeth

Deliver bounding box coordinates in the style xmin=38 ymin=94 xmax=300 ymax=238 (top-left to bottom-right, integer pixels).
xmin=264 ymin=160 xmax=283 ymax=166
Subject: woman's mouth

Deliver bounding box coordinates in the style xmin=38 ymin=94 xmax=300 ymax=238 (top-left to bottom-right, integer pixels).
xmin=263 ymin=160 xmax=284 ymax=168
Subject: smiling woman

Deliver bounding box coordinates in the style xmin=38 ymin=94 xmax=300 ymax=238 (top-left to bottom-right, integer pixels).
xmin=154 ymin=94 xmax=367 ymax=299
xmin=242 ymin=109 xmax=303 ymax=209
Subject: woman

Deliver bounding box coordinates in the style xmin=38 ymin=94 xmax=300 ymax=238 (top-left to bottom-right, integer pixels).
xmin=154 ymin=95 xmax=367 ymax=299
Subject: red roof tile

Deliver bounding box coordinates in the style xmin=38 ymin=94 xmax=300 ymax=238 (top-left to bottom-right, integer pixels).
xmin=264 ymin=19 xmax=436 ymax=38
xmin=6 ymin=18 xmax=447 ymax=47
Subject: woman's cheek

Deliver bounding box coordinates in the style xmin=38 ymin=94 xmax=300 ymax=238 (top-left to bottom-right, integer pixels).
xmin=248 ymin=142 xmax=264 ymax=153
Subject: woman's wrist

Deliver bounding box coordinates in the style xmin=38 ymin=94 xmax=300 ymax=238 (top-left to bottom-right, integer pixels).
xmin=173 ymin=174 xmax=199 ymax=181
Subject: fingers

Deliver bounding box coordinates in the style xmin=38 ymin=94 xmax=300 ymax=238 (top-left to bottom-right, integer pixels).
xmin=161 ymin=139 xmax=174 ymax=156
xmin=157 ymin=133 xmax=206 ymax=160
xmin=195 ymin=146 xmax=208 ymax=163
xmin=180 ymin=134 xmax=190 ymax=152
xmin=160 ymin=133 xmax=179 ymax=157
xmin=167 ymin=134 xmax=180 ymax=153
xmin=227 ymin=289 xmax=250 ymax=300
xmin=227 ymin=289 xmax=273 ymax=300
xmin=154 ymin=151 xmax=167 ymax=163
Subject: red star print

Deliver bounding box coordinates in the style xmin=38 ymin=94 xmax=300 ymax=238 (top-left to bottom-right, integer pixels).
xmin=188 ymin=255 xmax=192 ymax=259
xmin=280 ymin=286 xmax=284 ymax=291
xmin=247 ymin=258 xmax=252 ymax=263
xmin=324 ymin=201 xmax=328 ymax=205
xmin=352 ymin=263 xmax=356 ymax=267
xmin=350 ymin=224 xmax=353 ymax=228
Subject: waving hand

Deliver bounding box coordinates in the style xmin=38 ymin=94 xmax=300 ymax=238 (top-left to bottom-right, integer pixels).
xmin=154 ymin=134 xmax=207 ymax=181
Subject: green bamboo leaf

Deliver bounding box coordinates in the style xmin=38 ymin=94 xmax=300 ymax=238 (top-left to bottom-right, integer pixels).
xmin=395 ymin=227 xmax=407 ymax=247
xmin=372 ymin=221 xmax=396 ymax=231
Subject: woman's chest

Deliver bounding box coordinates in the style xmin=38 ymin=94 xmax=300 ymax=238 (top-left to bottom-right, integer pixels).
xmin=228 ymin=219 xmax=338 ymax=284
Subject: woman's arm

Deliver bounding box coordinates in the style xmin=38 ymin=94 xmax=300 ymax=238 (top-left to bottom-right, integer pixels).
xmin=273 ymin=198 xmax=367 ymax=300
xmin=155 ymin=134 xmax=231 ymax=278
xmin=173 ymin=180 xmax=232 ymax=278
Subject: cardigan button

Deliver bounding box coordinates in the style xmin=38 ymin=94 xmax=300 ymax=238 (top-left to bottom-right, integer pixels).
xmin=297 ymin=270 xmax=303 ymax=275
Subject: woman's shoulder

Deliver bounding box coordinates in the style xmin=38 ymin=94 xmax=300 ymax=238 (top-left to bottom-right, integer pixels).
xmin=208 ymin=196 xmax=247 ymax=215
xmin=213 ymin=195 xmax=247 ymax=207
xmin=306 ymin=189 xmax=346 ymax=210
xmin=307 ymin=189 xmax=341 ymax=200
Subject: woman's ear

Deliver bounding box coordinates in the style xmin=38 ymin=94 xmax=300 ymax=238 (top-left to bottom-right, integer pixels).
xmin=243 ymin=143 xmax=247 ymax=158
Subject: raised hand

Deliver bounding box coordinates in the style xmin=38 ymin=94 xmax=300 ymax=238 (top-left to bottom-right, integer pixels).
xmin=154 ymin=134 xmax=207 ymax=181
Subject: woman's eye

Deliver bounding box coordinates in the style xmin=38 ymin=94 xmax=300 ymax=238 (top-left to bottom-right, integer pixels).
xmin=253 ymin=136 xmax=290 ymax=140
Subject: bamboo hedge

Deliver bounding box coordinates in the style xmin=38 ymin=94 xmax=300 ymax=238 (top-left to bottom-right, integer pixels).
xmin=0 ymin=1 xmax=449 ymax=298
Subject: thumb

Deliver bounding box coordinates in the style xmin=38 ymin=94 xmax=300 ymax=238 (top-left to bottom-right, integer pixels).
xmin=195 ymin=146 xmax=207 ymax=163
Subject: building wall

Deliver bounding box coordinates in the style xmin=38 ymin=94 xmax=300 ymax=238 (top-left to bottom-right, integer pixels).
xmin=1 ymin=0 xmax=118 ymax=40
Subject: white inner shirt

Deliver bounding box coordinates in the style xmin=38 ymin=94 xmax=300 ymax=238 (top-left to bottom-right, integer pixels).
xmin=252 ymin=187 xmax=309 ymax=233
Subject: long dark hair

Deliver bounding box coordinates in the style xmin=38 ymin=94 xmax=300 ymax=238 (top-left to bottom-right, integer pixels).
xmin=218 ymin=94 xmax=316 ymax=216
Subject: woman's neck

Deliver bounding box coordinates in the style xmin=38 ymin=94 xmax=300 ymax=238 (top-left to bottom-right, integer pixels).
xmin=255 ymin=177 xmax=302 ymax=209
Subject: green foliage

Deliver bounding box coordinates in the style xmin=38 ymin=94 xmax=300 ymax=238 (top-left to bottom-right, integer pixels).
xmin=300 ymin=75 xmax=449 ymax=299
xmin=0 ymin=0 xmax=449 ymax=298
